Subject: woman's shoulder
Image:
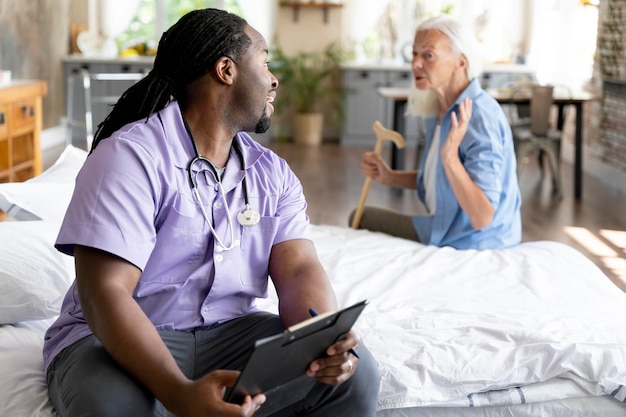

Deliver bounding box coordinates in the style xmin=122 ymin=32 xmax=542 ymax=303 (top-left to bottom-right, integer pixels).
xmin=464 ymin=81 xmax=499 ymax=107
xmin=473 ymin=93 xmax=505 ymax=117
xmin=465 ymin=85 xmax=508 ymax=124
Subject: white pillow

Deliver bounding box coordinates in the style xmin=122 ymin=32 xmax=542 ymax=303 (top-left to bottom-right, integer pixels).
xmin=0 ymin=183 xmax=77 ymax=221
xmin=0 ymin=145 xmax=87 ymax=221
xmin=29 ymin=144 xmax=88 ymax=184
xmin=0 ymin=220 xmax=75 ymax=324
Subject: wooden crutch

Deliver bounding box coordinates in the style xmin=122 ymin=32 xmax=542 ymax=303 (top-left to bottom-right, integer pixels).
xmin=351 ymin=121 xmax=407 ymax=229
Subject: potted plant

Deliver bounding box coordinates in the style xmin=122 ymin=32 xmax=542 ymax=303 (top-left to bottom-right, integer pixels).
xmin=270 ymin=42 xmax=349 ymax=145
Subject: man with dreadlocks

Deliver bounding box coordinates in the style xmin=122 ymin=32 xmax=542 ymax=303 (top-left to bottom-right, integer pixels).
xmin=43 ymin=8 xmax=379 ymax=417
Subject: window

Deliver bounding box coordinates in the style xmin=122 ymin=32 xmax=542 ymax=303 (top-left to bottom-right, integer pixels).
xmin=354 ymin=0 xmax=598 ymax=88
xmin=351 ymin=0 xmax=458 ymax=63
xmin=116 ymin=0 xmax=243 ymax=52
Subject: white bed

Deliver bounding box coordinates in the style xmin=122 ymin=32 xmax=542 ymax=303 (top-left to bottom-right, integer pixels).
xmin=1 ymin=145 xmax=626 ymax=417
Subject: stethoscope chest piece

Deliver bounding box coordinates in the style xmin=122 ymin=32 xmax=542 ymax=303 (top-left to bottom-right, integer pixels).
xmin=237 ymin=205 xmax=260 ymax=227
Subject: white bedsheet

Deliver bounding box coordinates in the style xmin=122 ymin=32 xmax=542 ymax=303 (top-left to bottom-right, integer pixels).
xmin=259 ymin=225 xmax=626 ymax=412
xmin=2 ymin=224 xmax=626 ymax=416
xmin=0 ymin=320 xmax=55 ymax=417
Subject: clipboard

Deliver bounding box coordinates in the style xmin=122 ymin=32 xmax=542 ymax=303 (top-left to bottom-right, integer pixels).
xmin=225 ymin=299 xmax=368 ymax=406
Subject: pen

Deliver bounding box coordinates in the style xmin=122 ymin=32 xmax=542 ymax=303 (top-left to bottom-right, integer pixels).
xmin=309 ymin=307 xmax=360 ymax=359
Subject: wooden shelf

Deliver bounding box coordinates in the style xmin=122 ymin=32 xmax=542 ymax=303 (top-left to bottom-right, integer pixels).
xmin=280 ymin=2 xmax=343 ymax=24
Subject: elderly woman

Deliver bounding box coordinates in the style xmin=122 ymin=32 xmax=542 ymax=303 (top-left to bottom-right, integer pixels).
xmin=351 ymin=15 xmax=521 ymax=250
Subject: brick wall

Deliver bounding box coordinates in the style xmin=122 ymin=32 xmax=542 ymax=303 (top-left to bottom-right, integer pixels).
xmin=602 ymin=80 xmax=626 ymax=172
xmin=584 ymin=0 xmax=626 ymax=192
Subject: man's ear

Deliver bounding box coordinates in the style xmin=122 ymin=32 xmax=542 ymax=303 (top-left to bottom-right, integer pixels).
xmin=215 ymin=56 xmax=236 ymax=85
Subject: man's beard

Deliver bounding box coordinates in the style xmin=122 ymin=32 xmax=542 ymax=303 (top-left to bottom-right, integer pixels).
xmin=254 ymin=113 xmax=271 ymax=134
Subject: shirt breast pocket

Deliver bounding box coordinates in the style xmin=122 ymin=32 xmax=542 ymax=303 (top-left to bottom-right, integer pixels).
xmin=143 ymin=192 xmax=208 ymax=284
xmin=239 ymin=216 xmax=280 ymax=287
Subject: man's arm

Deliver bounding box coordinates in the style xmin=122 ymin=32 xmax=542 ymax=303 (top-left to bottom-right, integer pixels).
xmin=268 ymin=239 xmax=336 ymax=326
xmin=74 ymin=245 xmax=265 ymax=417
xmin=269 ymin=239 xmax=358 ymax=384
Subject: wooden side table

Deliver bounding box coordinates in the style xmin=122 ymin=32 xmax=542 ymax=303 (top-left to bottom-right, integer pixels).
xmin=0 ymin=80 xmax=48 ymax=183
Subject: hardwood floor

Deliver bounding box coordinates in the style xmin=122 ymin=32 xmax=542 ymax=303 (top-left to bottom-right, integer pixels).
xmin=266 ymin=142 xmax=626 ymax=292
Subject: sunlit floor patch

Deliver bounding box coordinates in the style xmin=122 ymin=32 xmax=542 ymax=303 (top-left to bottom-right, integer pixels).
xmin=565 ymin=227 xmax=626 ymax=291
xmin=565 ymin=227 xmax=617 ymax=257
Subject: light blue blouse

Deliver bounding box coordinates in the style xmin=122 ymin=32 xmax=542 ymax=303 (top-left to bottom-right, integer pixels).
xmin=412 ymin=79 xmax=522 ymax=250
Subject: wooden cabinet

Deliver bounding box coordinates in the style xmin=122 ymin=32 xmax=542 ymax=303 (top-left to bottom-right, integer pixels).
xmin=0 ymin=80 xmax=48 ymax=182
xmin=341 ymin=69 xmax=388 ymax=145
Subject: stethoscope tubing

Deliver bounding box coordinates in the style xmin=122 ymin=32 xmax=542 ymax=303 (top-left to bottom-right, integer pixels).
xmin=183 ymin=119 xmax=259 ymax=251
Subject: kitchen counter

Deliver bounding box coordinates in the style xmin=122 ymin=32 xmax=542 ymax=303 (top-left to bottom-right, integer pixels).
xmin=342 ymin=61 xmax=536 ymax=76
xmin=341 ymin=61 xmax=411 ymax=72
xmin=63 ymin=57 xmax=155 ymax=147
xmin=63 ymin=54 xmax=155 ymax=65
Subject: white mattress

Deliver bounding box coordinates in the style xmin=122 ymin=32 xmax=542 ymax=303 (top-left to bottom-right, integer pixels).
xmin=2 ymin=224 xmax=626 ymax=416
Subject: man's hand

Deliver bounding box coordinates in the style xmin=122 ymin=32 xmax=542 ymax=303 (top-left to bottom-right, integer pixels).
xmin=170 ymin=370 xmax=266 ymax=417
xmin=305 ymin=330 xmax=360 ymax=385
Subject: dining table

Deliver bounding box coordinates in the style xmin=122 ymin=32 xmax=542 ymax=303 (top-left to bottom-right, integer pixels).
xmin=377 ymin=86 xmax=597 ymax=200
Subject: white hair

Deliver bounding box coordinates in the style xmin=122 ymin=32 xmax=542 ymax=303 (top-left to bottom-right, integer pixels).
xmin=407 ymin=15 xmax=482 ymax=117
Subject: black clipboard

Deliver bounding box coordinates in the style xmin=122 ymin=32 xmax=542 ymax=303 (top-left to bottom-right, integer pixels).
xmin=225 ymin=299 xmax=368 ymax=406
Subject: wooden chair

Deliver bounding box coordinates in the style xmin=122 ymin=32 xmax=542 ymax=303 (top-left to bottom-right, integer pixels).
xmin=512 ymin=85 xmax=563 ymax=197
xmin=504 ymin=82 xmax=534 ymax=126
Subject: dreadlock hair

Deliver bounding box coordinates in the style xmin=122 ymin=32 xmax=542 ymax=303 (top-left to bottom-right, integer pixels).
xmin=90 ymin=8 xmax=251 ymax=152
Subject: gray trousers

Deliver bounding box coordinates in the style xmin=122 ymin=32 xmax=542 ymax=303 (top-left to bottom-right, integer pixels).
xmin=47 ymin=312 xmax=380 ymax=417
xmin=349 ymin=206 xmax=420 ymax=242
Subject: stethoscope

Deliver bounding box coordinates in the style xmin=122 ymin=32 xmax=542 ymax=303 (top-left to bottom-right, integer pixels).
xmin=184 ymin=120 xmax=260 ymax=251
